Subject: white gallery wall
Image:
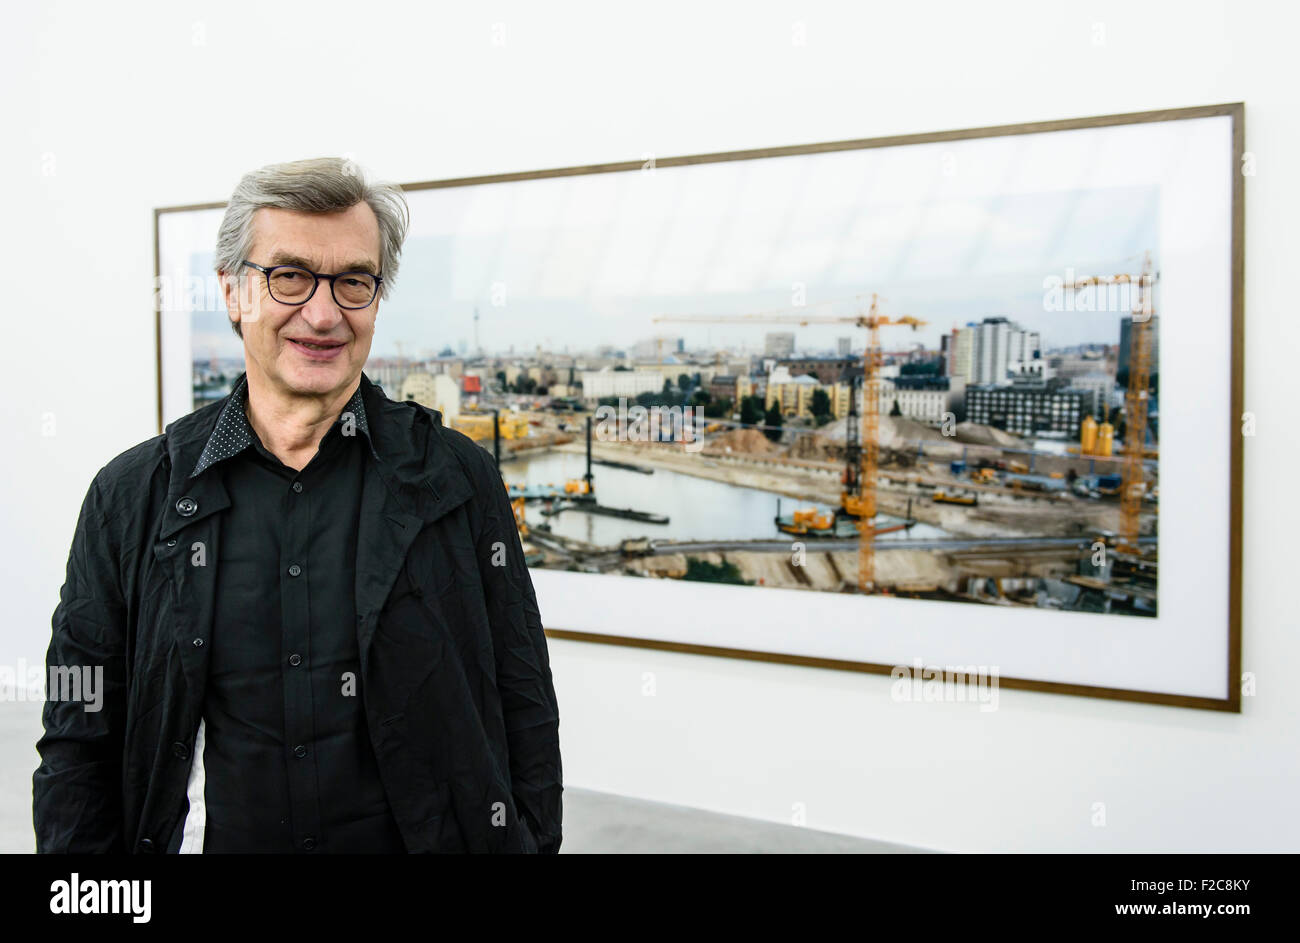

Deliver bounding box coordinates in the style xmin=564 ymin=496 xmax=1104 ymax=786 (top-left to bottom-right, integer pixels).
xmin=1 ymin=0 xmax=1295 ymax=852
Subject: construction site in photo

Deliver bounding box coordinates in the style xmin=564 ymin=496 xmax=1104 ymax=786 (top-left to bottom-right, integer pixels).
xmin=497 ymin=405 xmax=1157 ymax=617
xmin=453 ymin=266 xmax=1158 ymax=619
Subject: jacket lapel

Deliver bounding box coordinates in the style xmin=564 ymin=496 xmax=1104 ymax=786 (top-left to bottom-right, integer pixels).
xmin=353 ymin=375 xmax=476 ymax=668
xmin=354 ymin=464 xmax=424 ymax=661
xmin=156 ymin=405 xmax=231 ymax=711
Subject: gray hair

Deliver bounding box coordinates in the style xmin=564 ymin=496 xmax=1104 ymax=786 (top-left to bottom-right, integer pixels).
xmin=215 ymin=157 xmax=410 ymax=337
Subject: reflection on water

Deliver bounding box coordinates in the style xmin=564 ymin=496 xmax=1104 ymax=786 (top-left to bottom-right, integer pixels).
xmin=503 ymin=451 xmax=948 ymax=545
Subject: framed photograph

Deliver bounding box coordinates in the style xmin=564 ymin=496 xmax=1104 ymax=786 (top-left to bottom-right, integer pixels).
xmin=155 ymin=103 xmax=1244 ymax=711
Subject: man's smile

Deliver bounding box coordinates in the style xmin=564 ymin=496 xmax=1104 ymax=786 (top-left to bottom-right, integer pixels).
xmin=286 ymin=337 xmax=347 ymax=359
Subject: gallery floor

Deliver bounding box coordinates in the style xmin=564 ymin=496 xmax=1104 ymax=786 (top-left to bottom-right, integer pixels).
xmin=1 ymin=699 xmax=925 ymax=854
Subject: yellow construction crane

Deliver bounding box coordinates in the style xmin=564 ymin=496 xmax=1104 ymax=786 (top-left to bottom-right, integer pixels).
xmin=1069 ymin=252 xmax=1157 ymax=557
xmin=655 ymin=293 xmax=925 ymax=593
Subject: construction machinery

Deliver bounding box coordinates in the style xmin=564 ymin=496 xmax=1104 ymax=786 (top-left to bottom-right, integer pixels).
xmin=1068 ymin=253 xmax=1157 ymax=556
xmin=454 ymin=412 xmax=530 ymax=441
xmin=932 ymin=490 xmax=978 ymax=507
xmin=780 ymin=507 xmax=836 ymax=535
xmin=655 ymin=293 xmax=926 ymax=593
xmin=774 ymin=496 xmax=915 ymax=539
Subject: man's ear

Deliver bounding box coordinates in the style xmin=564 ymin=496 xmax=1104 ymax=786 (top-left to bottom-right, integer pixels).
xmin=219 ymin=271 xmax=241 ymax=326
xmin=220 ymin=269 xmax=259 ymax=334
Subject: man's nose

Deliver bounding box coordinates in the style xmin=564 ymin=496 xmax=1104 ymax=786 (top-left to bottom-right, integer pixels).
xmin=299 ymin=278 xmax=345 ymax=331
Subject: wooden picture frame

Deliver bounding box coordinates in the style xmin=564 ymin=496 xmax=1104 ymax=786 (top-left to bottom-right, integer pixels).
xmin=155 ymin=103 xmax=1244 ymax=711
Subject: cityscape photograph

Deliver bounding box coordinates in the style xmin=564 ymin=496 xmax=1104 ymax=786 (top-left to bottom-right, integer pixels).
xmin=193 ymin=290 xmax=1160 ymax=618
xmin=196 ymin=297 xmax=1159 ymax=618
xmin=187 ymin=144 xmax=1162 ymax=619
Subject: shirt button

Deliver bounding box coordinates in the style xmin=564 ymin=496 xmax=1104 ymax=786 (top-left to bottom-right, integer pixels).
xmin=288 ymin=653 xmax=302 ymax=666
xmin=192 ymin=638 xmax=204 ymax=648
xmin=288 ymin=564 xmax=302 ymax=577
xmin=302 ymin=836 xmax=317 ymax=851
xmin=292 ymin=481 xmax=303 ymax=493
xmin=166 ymin=538 xmax=177 ymax=548
xmin=293 ymin=744 xmax=308 ymax=758
xmin=176 ymin=496 xmax=198 ymax=516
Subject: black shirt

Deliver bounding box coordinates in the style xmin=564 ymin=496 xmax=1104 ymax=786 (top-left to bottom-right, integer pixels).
xmin=179 ymin=374 xmax=405 ymax=853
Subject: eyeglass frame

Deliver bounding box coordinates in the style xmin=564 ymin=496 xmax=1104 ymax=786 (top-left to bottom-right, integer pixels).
xmin=239 ymin=259 xmax=383 ymax=310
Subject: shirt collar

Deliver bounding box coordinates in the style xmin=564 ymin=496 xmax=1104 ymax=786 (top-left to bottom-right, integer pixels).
xmin=190 ymin=374 xmax=376 ymax=479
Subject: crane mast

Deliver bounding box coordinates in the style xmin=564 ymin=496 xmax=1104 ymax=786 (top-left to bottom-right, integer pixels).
xmin=1069 ymin=252 xmax=1157 ymax=557
xmin=655 ymin=292 xmax=925 ymax=593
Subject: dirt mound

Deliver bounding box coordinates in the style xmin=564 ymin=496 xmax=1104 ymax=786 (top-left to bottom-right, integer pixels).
xmin=790 ymin=432 xmax=834 ymax=460
xmin=952 ymin=422 xmax=1026 ymax=447
xmin=819 ymin=415 xmax=950 ymax=449
xmin=706 ymin=427 xmax=780 ymax=455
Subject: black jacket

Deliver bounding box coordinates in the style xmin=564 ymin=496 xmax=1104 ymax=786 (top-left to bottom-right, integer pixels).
xmin=33 ymin=374 xmax=562 ymax=853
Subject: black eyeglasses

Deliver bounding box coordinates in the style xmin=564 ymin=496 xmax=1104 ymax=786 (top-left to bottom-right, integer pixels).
xmin=240 ymin=260 xmax=382 ymax=309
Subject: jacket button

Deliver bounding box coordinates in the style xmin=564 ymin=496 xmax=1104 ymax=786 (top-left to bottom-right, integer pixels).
xmin=288 ymin=564 xmax=302 ymax=577
xmin=172 ymin=741 xmax=189 ymax=760
xmin=193 ymin=638 xmax=204 ymax=648
xmin=138 ymin=838 xmax=156 ymax=853
xmin=176 ymin=496 xmax=198 ymax=516
xmin=293 ymin=744 xmax=308 ymax=758
xmin=288 ymin=653 xmax=302 ymax=666
xmin=166 ymin=538 xmax=177 ymax=548
xmin=302 ymin=836 xmax=317 ymax=851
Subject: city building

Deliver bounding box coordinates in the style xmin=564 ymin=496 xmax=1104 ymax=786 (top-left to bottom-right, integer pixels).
xmin=775 ymin=356 xmax=855 ymax=385
xmin=1050 ymin=350 xmax=1114 ymax=380
xmin=970 ymin=317 xmax=1041 ymax=385
xmin=764 ymin=332 xmax=796 ymax=357
xmin=878 ymin=375 xmax=966 ymax=425
xmin=398 ymin=372 xmax=461 ymax=421
xmin=765 ymin=366 xmax=810 ymax=416
xmin=365 ymin=360 xmax=412 ymax=393
xmin=951 ymin=325 xmax=975 ymax=382
xmin=1008 ymin=360 xmax=1053 ymax=386
xmin=1069 ymin=371 xmax=1117 ymax=420
xmin=965 ymin=383 xmax=1084 ymax=437
xmin=579 ymin=369 xmax=665 ymax=403
xmin=1119 ymin=314 xmax=1161 ymax=382
xmin=708 ymin=374 xmax=753 ymax=405
xmin=763 ymin=365 xmax=858 ymax=419
xmin=629 ymin=356 xmax=704 ymax=388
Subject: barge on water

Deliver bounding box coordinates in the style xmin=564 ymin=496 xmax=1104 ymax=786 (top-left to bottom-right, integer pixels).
xmin=593 ymin=458 xmax=655 ymax=475
xmin=540 ymin=495 xmax=669 ymax=525
xmin=774 ymin=498 xmax=916 ymax=539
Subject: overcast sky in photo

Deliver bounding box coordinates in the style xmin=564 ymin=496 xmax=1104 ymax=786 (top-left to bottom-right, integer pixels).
xmin=186 ymin=124 xmax=1168 ymax=363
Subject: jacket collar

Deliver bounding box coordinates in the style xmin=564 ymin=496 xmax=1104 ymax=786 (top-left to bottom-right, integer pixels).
xmin=157 ymin=371 xmax=475 ymax=541
xmin=189 ymin=373 xmax=377 ymax=479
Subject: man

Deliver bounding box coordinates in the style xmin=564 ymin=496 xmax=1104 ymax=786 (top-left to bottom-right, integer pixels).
xmin=33 ymin=157 xmax=562 ymax=853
